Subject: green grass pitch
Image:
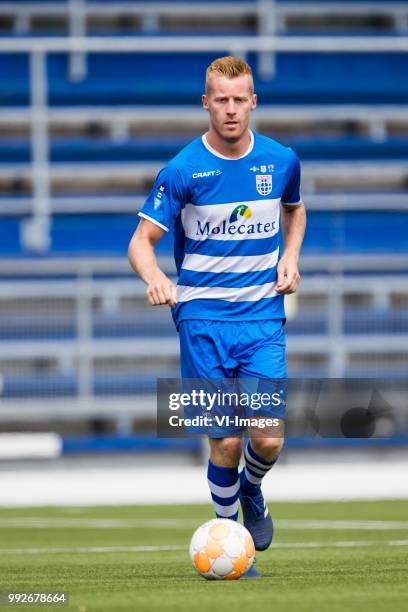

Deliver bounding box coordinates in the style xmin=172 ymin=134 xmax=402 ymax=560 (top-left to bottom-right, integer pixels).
xmin=0 ymin=500 xmax=407 ymax=612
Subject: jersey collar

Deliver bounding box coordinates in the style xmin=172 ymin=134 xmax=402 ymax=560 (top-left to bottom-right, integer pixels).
xmin=201 ymin=130 xmax=254 ymax=160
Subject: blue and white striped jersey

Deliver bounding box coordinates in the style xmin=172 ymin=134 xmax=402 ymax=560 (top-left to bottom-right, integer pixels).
xmin=138 ymin=131 xmax=302 ymax=328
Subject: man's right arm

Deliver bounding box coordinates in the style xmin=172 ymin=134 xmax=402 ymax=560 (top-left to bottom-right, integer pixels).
xmin=128 ymin=218 xmax=177 ymax=307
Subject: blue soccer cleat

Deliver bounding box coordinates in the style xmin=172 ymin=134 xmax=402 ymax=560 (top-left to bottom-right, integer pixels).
xmin=241 ymin=563 xmax=261 ymax=579
xmin=239 ymin=485 xmax=274 ymax=551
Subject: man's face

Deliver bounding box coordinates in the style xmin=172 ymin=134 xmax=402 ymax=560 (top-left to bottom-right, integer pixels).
xmin=202 ymin=75 xmax=257 ymax=143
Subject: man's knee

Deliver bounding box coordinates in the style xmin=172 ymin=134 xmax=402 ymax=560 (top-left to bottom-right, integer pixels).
xmin=209 ymin=437 xmax=242 ymax=467
xmin=250 ymin=437 xmax=284 ymax=462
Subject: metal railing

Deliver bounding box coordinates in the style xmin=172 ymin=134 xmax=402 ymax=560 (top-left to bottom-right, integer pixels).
xmin=1 ymin=104 xmax=408 ymax=142
xmin=0 ymin=268 xmax=407 ymax=425
xmin=1 ymin=192 xmax=408 ymax=217
xmin=1 ymin=1 xmax=408 ymax=33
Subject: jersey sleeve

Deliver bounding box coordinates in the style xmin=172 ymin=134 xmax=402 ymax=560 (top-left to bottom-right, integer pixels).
xmin=138 ymin=165 xmax=186 ymax=232
xmin=281 ymin=152 xmax=302 ymax=205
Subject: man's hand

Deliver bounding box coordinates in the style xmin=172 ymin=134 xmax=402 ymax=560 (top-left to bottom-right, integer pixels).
xmin=146 ymin=272 xmax=177 ymax=307
xmin=276 ymin=252 xmax=301 ymax=295
xmin=128 ymin=218 xmax=177 ymax=308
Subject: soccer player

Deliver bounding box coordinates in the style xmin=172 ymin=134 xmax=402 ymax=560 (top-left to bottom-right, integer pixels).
xmin=128 ymin=56 xmax=306 ymax=577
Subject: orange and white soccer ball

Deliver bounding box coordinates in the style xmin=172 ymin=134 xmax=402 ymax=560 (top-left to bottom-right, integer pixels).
xmin=189 ymin=518 xmax=255 ymax=580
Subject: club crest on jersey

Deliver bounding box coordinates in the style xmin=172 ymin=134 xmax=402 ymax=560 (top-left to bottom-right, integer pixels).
xmin=256 ymin=174 xmax=273 ymax=196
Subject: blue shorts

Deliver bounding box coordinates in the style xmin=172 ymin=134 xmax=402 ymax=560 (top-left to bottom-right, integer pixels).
xmin=178 ymin=319 xmax=287 ymax=435
xmin=179 ymin=319 xmax=286 ymax=379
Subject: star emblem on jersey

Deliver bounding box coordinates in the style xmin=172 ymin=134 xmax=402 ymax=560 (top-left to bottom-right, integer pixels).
xmin=256 ymin=175 xmax=273 ymax=196
xmin=153 ymin=184 xmax=166 ymax=210
xmin=229 ymin=204 xmax=252 ymax=223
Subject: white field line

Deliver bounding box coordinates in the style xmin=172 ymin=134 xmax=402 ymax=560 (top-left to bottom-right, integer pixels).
xmin=1 ymin=540 xmax=408 ymax=556
xmin=0 ymin=518 xmax=408 ymax=530
xmin=272 ymin=540 xmax=408 ymax=548
xmin=0 ymin=518 xmax=200 ymax=529
xmin=277 ymin=520 xmax=408 ymax=530
xmin=0 ymin=545 xmax=184 ymax=555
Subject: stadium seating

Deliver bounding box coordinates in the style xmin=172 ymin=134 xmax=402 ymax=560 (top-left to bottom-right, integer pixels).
xmin=1 ymin=135 xmax=408 ymax=163
xmin=1 ymin=51 xmax=408 ymax=107
xmin=0 ymin=0 xmax=407 ymax=429
xmin=0 ymin=292 xmax=407 ymax=400
xmin=0 ymin=210 xmax=407 ymax=255
xmin=1 ymin=1 xmax=408 ymax=37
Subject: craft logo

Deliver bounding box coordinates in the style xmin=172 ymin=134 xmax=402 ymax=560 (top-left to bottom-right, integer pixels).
xmin=192 ymin=169 xmax=222 ymax=178
xmin=256 ymin=174 xmax=273 ymax=196
xmin=229 ymin=204 xmax=252 ymax=223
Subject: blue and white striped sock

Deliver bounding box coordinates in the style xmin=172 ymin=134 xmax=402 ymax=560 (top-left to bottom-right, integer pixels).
xmin=240 ymin=441 xmax=279 ymax=496
xmin=207 ymin=460 xmax=240 ymax=521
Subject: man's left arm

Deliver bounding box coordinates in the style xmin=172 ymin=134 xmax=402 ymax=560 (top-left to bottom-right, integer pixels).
xmin=276 ymin=202 xmax=306 ymax=294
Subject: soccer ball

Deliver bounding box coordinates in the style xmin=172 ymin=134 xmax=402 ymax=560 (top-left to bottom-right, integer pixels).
xmin=189 ymin=518 xmax=255 ymax=580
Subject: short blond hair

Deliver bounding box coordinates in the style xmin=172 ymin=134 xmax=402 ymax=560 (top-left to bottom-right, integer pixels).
xmin=205 ymin=56 xmax=254 ymax=95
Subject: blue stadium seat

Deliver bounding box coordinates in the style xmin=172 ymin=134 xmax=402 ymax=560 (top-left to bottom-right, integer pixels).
xmin=0 ymin=372 xmax=169 ymax=399
xmin=1 ymin=307 xmax=406 ymax=343
xmin=86 ymin=0 xmax=252 ymax=3
xmin=0 ymin=211 xmax=407 ymax=256
xmin=281 ymin=0 xmax=408 ymax=3
xmin=0 ymin=311 xmax=175 ymax=340
xmin=21 ymin=52 xmax=408 ymax=106
xmin=0 ymin=0 xmax=381 ymax=3
xmin=0 ymin=1 xmax=67 ymax=2
xmin=1 ymin=135 xmax=408 ymax=163
xmin=0 ymin=55 xmax=29 ymax=106
xmin=1 ymin=50 xmax=407 ymax=106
